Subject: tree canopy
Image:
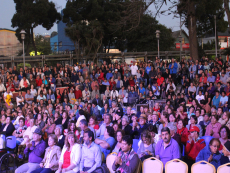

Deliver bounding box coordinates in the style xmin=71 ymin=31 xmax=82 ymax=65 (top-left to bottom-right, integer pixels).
xmin=11 ymin=0 xmax=61 ymax=55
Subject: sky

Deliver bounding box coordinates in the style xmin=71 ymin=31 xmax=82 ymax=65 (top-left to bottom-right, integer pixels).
xmin=0 ymin=0 xmax=186 ymax=35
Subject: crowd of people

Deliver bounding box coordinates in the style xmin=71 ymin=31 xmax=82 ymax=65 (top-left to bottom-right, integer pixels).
xmin=0 ymin=57 xmax=230 ymax=173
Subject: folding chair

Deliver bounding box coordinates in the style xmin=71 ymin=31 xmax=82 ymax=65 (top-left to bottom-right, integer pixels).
xmin=191 ymin=161 xmax=216 ymax=173
xmin=143 ymin=157 xmax=163 ymax=173
xmin=165 ymin=159 xmax=188 ymax=173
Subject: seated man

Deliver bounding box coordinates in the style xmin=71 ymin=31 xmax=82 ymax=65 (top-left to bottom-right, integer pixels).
xmin=155 ymin=127 xmax=181 ymax=167
xmin=80 ymin=129 xmax=102 ymax=173
xmin=95 ymin=126 xmax=116 ymax=158
xmin=112 ymin=135 xmax=140 ymax=173
xmin=15 ymin=128 xmax=47 ymax=173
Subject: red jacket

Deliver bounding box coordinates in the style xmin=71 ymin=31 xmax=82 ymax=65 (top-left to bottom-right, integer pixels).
xmin=75 ymin=89 xmax=82 ymax=99
xmin=185 ymin=139 xmax=206 ymax=161
xmin=157 ymin=77 xmax=164 ymax=86
xmin=109 ymin=81 xmax=116 ymax=90
xmin=36 ymin=79 xmax=42 ymax=87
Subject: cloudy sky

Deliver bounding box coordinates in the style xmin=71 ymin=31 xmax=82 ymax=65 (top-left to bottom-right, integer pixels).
xmin=0 ymin=0 xmax=185 ymax=35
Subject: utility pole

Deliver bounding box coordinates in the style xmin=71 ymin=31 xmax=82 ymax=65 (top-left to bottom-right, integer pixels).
xmin=214 ymin=15 xmax=217 ymax=57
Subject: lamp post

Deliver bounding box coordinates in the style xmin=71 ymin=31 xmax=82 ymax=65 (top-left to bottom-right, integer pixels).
xmin=178 ymin=35 xmax=182 ymax=61
xmin=156 ymin=30 xmax=160 ymax=59
xmin=214 ymin=15 xmax=217 ymax=57
xmin=20 ymin=30 xmax=26 ymax=69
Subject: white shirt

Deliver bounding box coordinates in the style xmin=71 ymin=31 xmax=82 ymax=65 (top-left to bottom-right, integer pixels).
xmin=195 ymin=95 xmax=205 ymax=103
xmin=130 ymin=65 xmax=138 ymax=75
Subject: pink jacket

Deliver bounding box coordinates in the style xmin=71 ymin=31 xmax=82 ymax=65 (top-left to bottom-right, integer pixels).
xmin=205 ymin=122 xmax=221 ymax=138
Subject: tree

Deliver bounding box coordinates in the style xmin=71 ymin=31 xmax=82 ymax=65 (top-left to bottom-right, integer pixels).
xmin=65 ymin=22 xmax=87 ymax=61
xmin=158 ymin=0 xmax=227 ymax=60
xmin=11 ymin=0 xmax=61 ymax=55
xmin=125 ymin=14 xmax=175 ymax=52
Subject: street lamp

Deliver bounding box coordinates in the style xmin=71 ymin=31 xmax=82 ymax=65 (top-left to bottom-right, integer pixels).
xmin=20 ymin=30 xmax=26 ymax=69
xmin=156 ymin=30 xmax=160 ymax=59
xmin=178 ymin=35 xmax=182 ymax=61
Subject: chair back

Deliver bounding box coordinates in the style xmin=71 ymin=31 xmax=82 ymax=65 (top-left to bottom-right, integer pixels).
xmin=106 ymin=152 xmax=117 ymax=173
xmin=165 ymin=159 xmax=188 ymax=173
xmin=217 ymin=163 xmax=230 ymax=173
xmin=143 ymin=157 xmax=163 ymax=173
xmin=6 ymin=136 xmax=16 ymax=149
xmin=200 ymin=136 xmax=214 ymax=146
xmin=191 ymin=161 xmax=216 ymax=173
xmin=132 ymin=139 xmax=139 ymax=153
xmin=135 ymin=158 xmax=142 ymax=173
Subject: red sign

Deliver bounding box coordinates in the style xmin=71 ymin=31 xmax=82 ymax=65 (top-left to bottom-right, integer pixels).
xmin=176 ymin=43 xmax=190 ymax=49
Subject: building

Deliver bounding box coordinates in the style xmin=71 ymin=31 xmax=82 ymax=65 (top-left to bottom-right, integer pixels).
xmin=50 ymin=34 xmax=58 ymax=53
xmin=172 ymin=30 xmax=190 ymax=50
xmin=0 ymin=28 xmax=22 ymax=57
xmin=203 ymin=28 xmax=230 ymax=49
xmin=50 ymin=10 xmax=75 ymax=54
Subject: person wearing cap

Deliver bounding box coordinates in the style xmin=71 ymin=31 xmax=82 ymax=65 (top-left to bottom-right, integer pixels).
xmin=113 ymin=69 xmax=121 ymax=80
xmin=132 ymin=114 xmax=148 ymax=139
xmin=185 ymin=126 xmax=206 ymax=168
xmin=15 ymin=128 xmax=47 ymax=173
xmin=155 ymin=127 xmax=181 ymax=167
xmin=221 ymin=141 xmax=230 ymax=164
xmin=121 ymin=116 xmax=132 ymax=136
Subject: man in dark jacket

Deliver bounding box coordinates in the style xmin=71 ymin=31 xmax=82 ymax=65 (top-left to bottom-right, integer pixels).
xmin=71 ymin=71 xmax=79 ymax=85
xmin=149 ymin=66 xmax=157 ymax=85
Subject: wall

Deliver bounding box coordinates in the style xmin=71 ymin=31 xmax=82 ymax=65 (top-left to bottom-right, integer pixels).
xmin=57 ymin=11 xmax=75 ymax=53
xmin=0 ymin=29 xmax=22 ymax=57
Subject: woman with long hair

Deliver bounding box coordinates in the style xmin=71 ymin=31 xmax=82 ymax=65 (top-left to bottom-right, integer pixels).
xmin=56 ymin=132 xmax=81 ymax=173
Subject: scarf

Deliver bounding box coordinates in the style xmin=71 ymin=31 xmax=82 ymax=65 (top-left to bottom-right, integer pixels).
xmin=177 ymin=127 xmax=185 ymax=135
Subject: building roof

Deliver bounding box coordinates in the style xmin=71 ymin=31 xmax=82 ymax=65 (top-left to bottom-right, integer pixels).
xmin=0 ymin=28 xmax=16 ymax=33
xmin=172 ymin=30 xmax=189 ymax=39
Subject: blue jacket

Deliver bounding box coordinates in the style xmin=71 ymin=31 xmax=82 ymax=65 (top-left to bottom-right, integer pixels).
xmin=106 ymin=73 xmax=113 ymax=80
xmin=168 ymin=62 xmax=178 ymax=74
xmin=196 ymin=146 xmax=221 ymax=169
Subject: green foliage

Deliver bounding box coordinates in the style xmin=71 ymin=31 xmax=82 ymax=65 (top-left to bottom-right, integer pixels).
xmin=29 ymin=35 xmax=52 ymax=55
xmin=62 ymin=0 xmax=175 ymax=56
xmin=16 ymin=63 xmax=31 ymax=71
xmin=11 ymin=0 xmax=61 ymax=55
xmin=125 ymin=14 xmax=175 ymax=52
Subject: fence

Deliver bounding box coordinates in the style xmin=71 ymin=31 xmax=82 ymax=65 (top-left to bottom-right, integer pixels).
xmin=0 ymin=49 xmax=225 ymax=68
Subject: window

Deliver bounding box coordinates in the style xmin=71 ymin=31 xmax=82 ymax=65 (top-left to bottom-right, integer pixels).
xmin=59 ymin=41 xmax=62 ymax=48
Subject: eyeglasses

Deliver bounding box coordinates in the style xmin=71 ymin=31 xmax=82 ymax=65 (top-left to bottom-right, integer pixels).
xmin=220 ymin=131 xmax=227 ymax=133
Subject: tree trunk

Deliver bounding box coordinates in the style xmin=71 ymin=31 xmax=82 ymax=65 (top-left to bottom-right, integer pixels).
xmin=31 ymin=28 xmax=37 ymax=56
xmin=224 ymin=0 xmax=230 ymax=28
xmin=187 ymin=1 xmax=199 ymax=60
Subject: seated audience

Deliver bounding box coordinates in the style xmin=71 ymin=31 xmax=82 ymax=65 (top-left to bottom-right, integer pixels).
xmin=95 ymin=126 xmax=116 ymax=158
xmin=196 ymin=138 xmax=222 ymax=169
xmin=15 ymin=128 xmax=47 ymax=173
xmin=137 ymin=130 xmax=155 ymax=161
xmin=80 ymin=129 xmax=102 ymax=173
xmin=155 ymin=127 xmax=181 ymax=167
xmin=31 ymin=134 xmax=61 ymax=173
xmin=57 ymin=132 xmax=81 ymax=173
xmin=112 ymin=135 xmax=140 ymax=173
